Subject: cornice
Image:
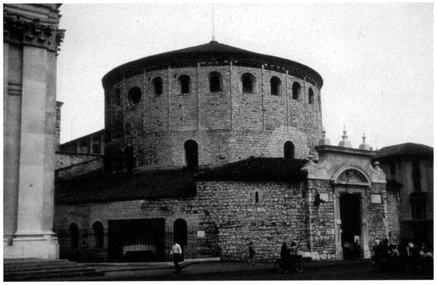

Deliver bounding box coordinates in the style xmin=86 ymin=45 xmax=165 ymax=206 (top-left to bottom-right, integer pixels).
xmin=3 ymin=15 xmax=65 ymax=53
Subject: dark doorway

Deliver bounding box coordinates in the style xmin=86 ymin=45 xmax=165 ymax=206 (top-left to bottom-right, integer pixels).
xmin=340 ymin=193 xmax=361 ymax=259
xmin=108 ymin=219 xmax=165 ymax=262
xmin=174 ymin=219 xmax=188 ymax=261
xmin=284 ymin=141 xmax=295 ymax=159
xmin=184 ymin=140 xmax=198 ymax=169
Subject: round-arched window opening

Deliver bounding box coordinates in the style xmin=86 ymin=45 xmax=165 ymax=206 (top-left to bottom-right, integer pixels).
xmin=178 ymin=75 xmax=191 ymax=94
xmin=284 ymin=141 xmax=295 ymax=159
xmin=209 ymin=72 xmax=223 ymax=92
xmin=152 ymin=77 xmax=163 ymax=96
xmin=309 ymin=88 xmax=314 ymax=105
xmin=184 ymin=139 xmax=198 ymax=169
xmin=92 ymin=222 xmax=104 ymax=248
xmin=292 ymin=82 xmax=301 ymax=100
xmin=270 ymin=76 xmax=281 ymax=96
xmin=69 ymin=223 xmax=79 ymax=249
xmin=241 ymin=73 xmax=255 ymax=93
xmin=128 ymin=87 xmax=142 ymax=104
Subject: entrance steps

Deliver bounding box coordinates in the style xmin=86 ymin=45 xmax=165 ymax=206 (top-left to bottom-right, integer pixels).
xmin=3 ymin=258 xmax=104 ymax=281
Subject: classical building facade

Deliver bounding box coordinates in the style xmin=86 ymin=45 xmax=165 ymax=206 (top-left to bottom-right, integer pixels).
xmin=54 ymin=40 xmax=396 ymax=263
xmin=4 ymin=4 xmax=64 ymax=258
xmin=374 ymin=143 xmax=433 ymax=246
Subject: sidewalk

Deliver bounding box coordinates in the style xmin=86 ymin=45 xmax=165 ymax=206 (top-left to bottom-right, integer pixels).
xmin=74 ymin=258 xmax=372 ymax=281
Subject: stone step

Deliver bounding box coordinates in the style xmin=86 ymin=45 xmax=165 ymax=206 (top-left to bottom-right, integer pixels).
xmin=3 ymin=259 xmax=103 ymax=281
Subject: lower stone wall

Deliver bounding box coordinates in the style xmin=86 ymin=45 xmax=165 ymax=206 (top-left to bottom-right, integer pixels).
xmin=197 ymin=180 xmax=308 ymax=262
xmin=54 ymin=178 xmax=395 ymax=262
xmin=306 ymin=180 xmax=336 ymax=260
xmin=367 ymin=183 xmax=390 ymax=242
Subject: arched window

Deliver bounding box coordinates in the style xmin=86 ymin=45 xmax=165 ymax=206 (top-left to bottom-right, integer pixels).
xmin=209 ymin=72 xmax=222 ymax=92
xmin=92 ymin=222 xmax=104 ymax=248
xmin=292 ymin=82 xmax=301 ymax=100
xmin=270 ymin=76 xmax=281 ymax=96
xmin=308 ymin=88 xmax=314 ymax=105
xmin=152 ymin=77 xmax=163 ymax=96
xmin=173 ymin=219 xmax=188 ymax=246
xmin=128 ymin=86 xmax=142 ymax=104
xmin=178 ymin=75 xmax=191 ymax=94
xmin=184 ymin=140 xmax=198 ymax=169
xmin=69 ymin=223 xmax=79 ymax=249
xmin=241 ymin=73 xmax=255 ymax=93
xmin=284 ymin=141 xmax=295 ymax=159
xmin=114 ymin=88 xmax=121 ymax=106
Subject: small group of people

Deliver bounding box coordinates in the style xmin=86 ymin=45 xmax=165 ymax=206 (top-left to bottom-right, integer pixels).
xmin=280 ymin=241 xmax=303 ymax=273
xmin=371 ymin=238 xmax=433 ymax=276
xmin=343 ymin=240 xmax=361 ymax=260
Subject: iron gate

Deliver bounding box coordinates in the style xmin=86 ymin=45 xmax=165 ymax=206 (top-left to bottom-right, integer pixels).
xmin=56 ymin=225 xmax=220 ymax=263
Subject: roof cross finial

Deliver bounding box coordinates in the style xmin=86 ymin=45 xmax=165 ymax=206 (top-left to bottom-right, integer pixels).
xmin=211 ymin=4 xmax=217 ymax=43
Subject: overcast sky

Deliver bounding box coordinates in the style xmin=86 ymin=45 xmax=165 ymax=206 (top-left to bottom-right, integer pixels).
xmin=56 ymin=2 xmax=433 ymax=149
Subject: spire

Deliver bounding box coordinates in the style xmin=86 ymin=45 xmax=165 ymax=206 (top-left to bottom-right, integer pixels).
xmin=359 ymin=133 xmax=371 ymax=150
xmin=318 ymin=127 xmax=331 ymax=146
xmin=210 ymin=4 xmax=217 ymax=43
xmin=338 ymin=126 xmax=352 ymax=148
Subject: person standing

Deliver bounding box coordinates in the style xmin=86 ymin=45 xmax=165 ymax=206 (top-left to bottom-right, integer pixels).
xmin=170 ymin=241 xmax=182 ymax=274
xmin=280 ymin=242 xmax=290 ymax=271
xmin=247 ymin=241 xmax=255 ymax=266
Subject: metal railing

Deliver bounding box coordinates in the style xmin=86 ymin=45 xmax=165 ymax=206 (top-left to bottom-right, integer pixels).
xmin=56 ymin=226 xmax=220 ymax=263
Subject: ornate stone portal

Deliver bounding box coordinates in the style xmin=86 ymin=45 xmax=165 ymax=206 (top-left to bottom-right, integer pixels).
xmin=3 ymin=4 xmax=64 ymax=259
xmin=302 ymin=139 xmax=387 ymax=260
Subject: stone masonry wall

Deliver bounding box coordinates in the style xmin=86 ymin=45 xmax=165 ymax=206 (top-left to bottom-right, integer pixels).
xmin=306 ymin=180 xmax=336 ymax=260
xmin=54 ymin=179 xmax=310 ymax=262
xmin=196 ymin=180 xmax=308 ymax=262
xmin=366 ymin=183 xmax=389 ymax=244
xmin=104 ymin=64 xmax=322 ymax=171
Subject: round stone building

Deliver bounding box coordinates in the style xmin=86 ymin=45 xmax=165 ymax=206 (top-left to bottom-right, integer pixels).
xmin=102 ymin=39 xmax=323 ymax=171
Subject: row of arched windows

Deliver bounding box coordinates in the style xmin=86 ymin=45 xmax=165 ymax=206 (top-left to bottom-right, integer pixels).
xmin=69 ymin=222 xmax=104 ymax=249
xmin=113 ymin=72 xmax=318 ymax=106
xmin=68 ymin=219 xmax=189 ymax=249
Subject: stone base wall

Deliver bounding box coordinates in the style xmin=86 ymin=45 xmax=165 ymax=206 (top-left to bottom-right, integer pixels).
xmin=197 ymin=180 xmax=309 ymax=262
xmin=306 ymin=180 xmax=336 ymax=260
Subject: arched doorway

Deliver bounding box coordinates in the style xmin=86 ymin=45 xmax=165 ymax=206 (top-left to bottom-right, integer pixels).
xmin=184 ymin=140 xmax=198 ymax=169
xmin=284 ymin=141 xmax=295 ymax=159
xmin=332 ymin=168 xmax=371 ymax=260
xmin=174 ymin=219 xmax=188 ymax=261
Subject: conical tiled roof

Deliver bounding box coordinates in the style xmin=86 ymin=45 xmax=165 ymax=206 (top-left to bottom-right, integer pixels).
xmin=102 ymin=40 xmax=323 ymax=88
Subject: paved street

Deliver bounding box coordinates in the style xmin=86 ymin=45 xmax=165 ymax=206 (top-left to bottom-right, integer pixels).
xmin=94 ymin=260 xmax=432 ymax=281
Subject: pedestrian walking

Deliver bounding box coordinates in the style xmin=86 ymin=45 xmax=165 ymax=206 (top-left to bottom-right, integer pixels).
xmin=170 ymin=241 xmax=182 ymax=274
xmin=247 ymin=241 xmax=256 ymax=266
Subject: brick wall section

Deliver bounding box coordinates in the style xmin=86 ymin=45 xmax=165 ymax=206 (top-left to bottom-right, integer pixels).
xmin=104 ymin=64 xmax=322 ymax=171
